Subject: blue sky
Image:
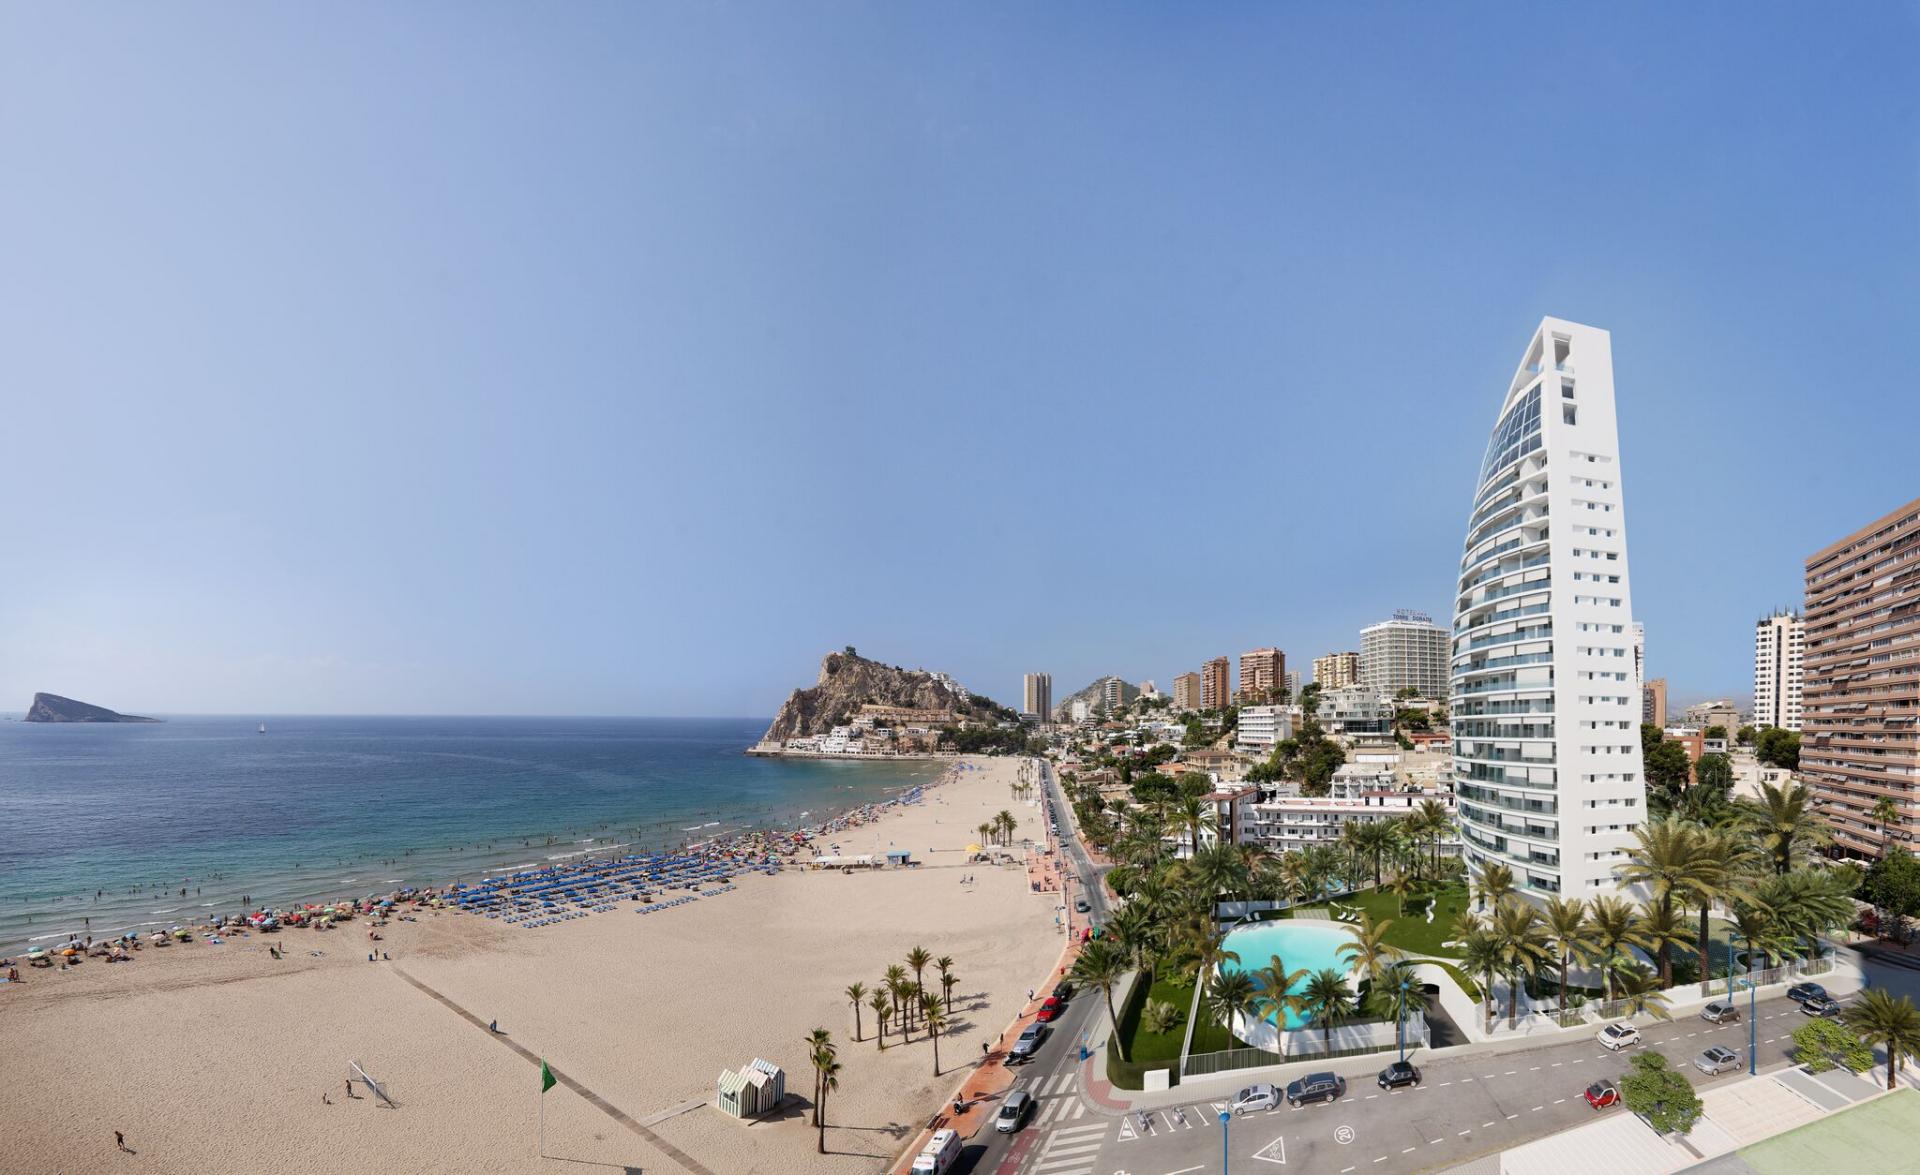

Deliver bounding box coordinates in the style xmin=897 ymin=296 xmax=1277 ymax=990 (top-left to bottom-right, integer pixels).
xmin=2 ymin=3 xmax=1915 ymax=717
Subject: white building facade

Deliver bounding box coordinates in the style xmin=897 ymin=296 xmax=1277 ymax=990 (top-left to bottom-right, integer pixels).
xmin=1753 ymin=612 xmax=1803 ymax=732
xmin=1236 ymin=704 xmax=1297 ymax=753
xmin=1361 ymin=610 xmax=1451 ymax=698
xmin=1450 ymin=318 xmax=1644 ymax=901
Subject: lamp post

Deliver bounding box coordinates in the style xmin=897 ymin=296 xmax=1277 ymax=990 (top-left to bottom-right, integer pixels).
xmin=1735 ymin=977 xmax=1757 ymax=1076
xmin=1219 ymin=1108 xmax=1232 ymax=1174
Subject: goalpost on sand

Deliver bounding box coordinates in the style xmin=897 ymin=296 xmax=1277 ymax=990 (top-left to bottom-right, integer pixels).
xmin=350 ymin=1060 xmax=398 ymax=1108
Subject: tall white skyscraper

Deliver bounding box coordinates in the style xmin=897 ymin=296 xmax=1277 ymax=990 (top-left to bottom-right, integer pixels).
xmin=1361 ymin=610 xmax=1450 ymax=697
xmin=1632 ymin=622 xmax=1645 ymax=689
xmin=1753 ymin=612 xmax=1803 ymax=731
xmin=1451 ymin=318 xmax=1643 ymax=901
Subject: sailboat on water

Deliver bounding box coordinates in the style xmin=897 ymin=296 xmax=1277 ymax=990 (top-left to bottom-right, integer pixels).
xmin=258 ymin=723 xmax=267 ymax=734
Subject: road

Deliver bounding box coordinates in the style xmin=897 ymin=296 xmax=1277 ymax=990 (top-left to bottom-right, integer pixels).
xmin=964 ymin=983 xmax=1857 ymax=1175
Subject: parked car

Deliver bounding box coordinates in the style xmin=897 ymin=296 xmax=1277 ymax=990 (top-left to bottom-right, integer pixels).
xmin=1700 ymin=1001 xmax=1741 ymax=1024
xmin=994 ymin=1090 xmax=1033 ymax=1133
xmin=1694 ymin=1046 xmax=1741 ymax=1076
xmin=1036 ymin=997 xmax=1063 ymax=1023
xmin=1230 ymin=1084 xmax=1280 ymax=1114
xmin=1009 ymin=1023 xmax=1047 ymax=1063
xmin=1050 ymin=980 xmax=1075 ymax=1002
xmin=1074 ymin=898 xmax=1090 ymax=913
xmin=1801 ymin=995 xmax=1842 ymax=1018
xmin=1583 ymin=1080 xmax=1620 ymax=1110
xmin=1787 ymin=982 xmax=1829 ymax=1005
xmin=1377 ymin=1060 xmax=1421 ymax=1089
xmin=1598 ymin=1023 xmax=1641 ymax=1051
xmin=1285 ymin=1072 xmax=1346 ymax=1107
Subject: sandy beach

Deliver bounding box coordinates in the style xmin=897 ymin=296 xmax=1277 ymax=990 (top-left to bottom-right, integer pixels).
xmin=0 ymin=756 xmax=1064 ymax=1175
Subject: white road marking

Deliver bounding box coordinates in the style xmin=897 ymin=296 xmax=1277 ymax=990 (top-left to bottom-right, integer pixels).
xmin=1402 ymin=1147 xmax=1417 ymax=1154
xmin=1551 ymin=1062 xmax=1562 ymax=1067
xmin=1439 ymin=1081 xmax=1452 ymax=1087
xmin=1554 ymin=1098 xmax=1567 ymax=1104
xmin=1373 ymin=1158 xmax=1387 ymax=1164
xmin=1506 ymin=1114 xmax=1519 ymax=1120
xmin=1530 ymin=1106 xmax=1543 ymax=1112
xmin=1458 ymin=1129 xmax=1472 ymax=1136
xmin=1482 ymin=1121 xmax=1495 ymax=1128
xmin=1163 ymin=1167 xmax=1204 ymax=1175
xmin=1428 ymin=1138 xmax=1443 ymax=1144
xmin=1529 ymin=1066 xmax=1540 ymax=1071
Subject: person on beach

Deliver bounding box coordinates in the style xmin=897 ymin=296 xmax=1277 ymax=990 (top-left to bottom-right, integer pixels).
xmin=115 ymin=1131 xmax=127 ymax=1152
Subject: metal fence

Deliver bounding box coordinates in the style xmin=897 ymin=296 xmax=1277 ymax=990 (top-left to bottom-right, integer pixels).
xmin=1182 ymin=1046 xmax=1284 ymax=1078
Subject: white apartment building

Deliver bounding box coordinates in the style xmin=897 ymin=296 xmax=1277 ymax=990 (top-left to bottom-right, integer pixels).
xmin=1753 ymin=612 xmax=1803 ymax=732
xmin=1243 ymin=789 xmax=1461 ymax=857
xmin=1361 ymin=610 xmax=1451 ymax=698
xmin=1451 ymin=317 xmax=1644 ymax=901
xmin=1236 ymin=704 xmax=1297 ymax=752
xmin=1315 ymin=685 xmax=1393 ymax=733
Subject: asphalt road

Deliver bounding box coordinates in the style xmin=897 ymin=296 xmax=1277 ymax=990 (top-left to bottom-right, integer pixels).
xmin=966 ymin=985 xmax=1852 ymax=1175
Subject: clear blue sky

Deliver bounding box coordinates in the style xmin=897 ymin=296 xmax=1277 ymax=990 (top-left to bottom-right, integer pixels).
xmin=3 ymin=3 xmax=1915 ymax=718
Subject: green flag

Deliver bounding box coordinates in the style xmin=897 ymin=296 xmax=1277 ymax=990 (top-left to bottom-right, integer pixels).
xmin=540 ymin=1060 xmax=556 ymax=1094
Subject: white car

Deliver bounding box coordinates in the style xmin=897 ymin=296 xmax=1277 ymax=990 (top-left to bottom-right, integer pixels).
xmin=1230 ymin=1083 xmax=1280 ymax=1114
xmin=1598 ymin=1023 xmax=1641 ymax=1051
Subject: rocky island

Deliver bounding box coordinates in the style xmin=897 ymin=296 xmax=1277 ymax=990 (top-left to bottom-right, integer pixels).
xmin=751 ymin=648 xmax=1029 ymax=758
xmin=23 ymin=692 xmax=161 ymax=723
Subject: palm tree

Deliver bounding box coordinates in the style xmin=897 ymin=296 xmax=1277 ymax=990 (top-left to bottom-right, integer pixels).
xmin=1488 ymin=898 xmax=1553 ymax=1026
xmin=845 ymin=981 xmax=868 ymax=1041
xmin=1610 ymin=963 xmax=1673 ymax=1022
xmin=1619 ymin=818 xmax=1724 ymax=986
xmin=996 ymin=810 xmax=1018 ymax=845
xmin=869 ymin=988 xmax=892 ymax=1049
xmin=1179 ymin=926 xmax=1243 ymax=1005
xmin=1459 ymin=930 xmax=1502 ymax=1032
xmin=1207 ymin=971 xmax=1258 ymax=1039
xmin=811 ymin=1038 xmax=841 ymax=1153
xmin=1844 ymin=988 xmax=1920 ymax=1090
xmin=1382 ymin=871 xmax=1420 ymax=918
xmin=803 ymin=1027 xmax=833 ymax=1126
xmin=1253 ymin=953 xmax=1309 ymax=1029
xmin=1473 ymin=862 xmax=1515 ymax=912
xmin=1871 ymin=795 xmax=1903 ymax=859
xmin=905 ymin=947 xmax=932 ymax=1015
xmin=1337 ymin=912 xmax=1405 ymax=991
xmin=1104 ymin=903 xmax=1156 ymax=971
xmin=884 ymin=963 xmax=908 ymax=1028
xmin=1542 ymin=896 xmax=1595 ymax=1014
xmin=1412 ymin=798 xmax=1453 ymax=877
xmin=1587 ymin=895 xmax=1648 ymax=1004
xmin=1298 ymin=968 xmax=1355 ymax=1056
xmin=1687 ymin=827 xmax=1745 ymax=984
xmin=1737 ymin=779 xmax=1827 ymax=875
xmin=976 ymin=822 xmax=993 ymax=849
xmin=1729 ymin=898 xmax=1784 ymax=973
xmin=1758 ymin=868 xmax=1855 ymax=962
xmin=1636 ymin=901 xmax=1690 ymax=990
xmin=1366 ymin=961 xmax=1433 ymax=1060
xmin=920 ymin=991 xmax=947 ymax=1075
xmin=936 ymin=956 xmax=957 ymax=1014
xmin=1299 ymin=844 xmax=1340 ymax=902
xmin=1071 ymin=939 xmax=1129 ymax=1060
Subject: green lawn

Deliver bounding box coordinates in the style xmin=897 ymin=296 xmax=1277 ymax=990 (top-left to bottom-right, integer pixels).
xmin=1297 ymin=882 xmax=1472 ymax=958
xmin=1735 ymin=1088 xmax=1920 ymax=1175
xmin=1122 ymin=969 xmax=1239 ymax=1063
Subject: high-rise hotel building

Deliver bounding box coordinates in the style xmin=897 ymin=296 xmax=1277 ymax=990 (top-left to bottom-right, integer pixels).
xmin=1802 ymin=498 xmax=1920 ymax=857
xmin=1022 ymin=673 xmax=1052 ymax=722
xmin=1451 ymin=318 xmax=1643 ymax=900
xmin=1361 ymin=611 xmax=1450 ymax=698
xmin=1752 ymin=612 xmax=1803 ymax=732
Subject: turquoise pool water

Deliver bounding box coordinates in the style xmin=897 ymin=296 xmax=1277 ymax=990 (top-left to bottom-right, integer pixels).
xmin=1219 ymin=920 xmax=1356 ymax=1029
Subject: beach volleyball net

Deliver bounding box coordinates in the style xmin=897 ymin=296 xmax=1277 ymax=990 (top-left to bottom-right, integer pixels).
xmin=350 ymin=1060 xmax=398 ymax=1108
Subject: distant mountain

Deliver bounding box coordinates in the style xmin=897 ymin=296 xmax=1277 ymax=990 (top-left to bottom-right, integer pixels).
xmin=24 ymin=692 xmax=161 ymax=723
xmin=758 ymin=649 xmax=1017 ymax=743
xmin=1051 ymin=676 xmax=1139 ymax=720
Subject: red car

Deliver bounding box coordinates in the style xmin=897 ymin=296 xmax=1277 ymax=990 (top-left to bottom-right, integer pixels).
xmin=1583 ymin=1081 xmax=1619 ymax=1110
xmin=1036 ymin=997 xmax=1062 ymax=1023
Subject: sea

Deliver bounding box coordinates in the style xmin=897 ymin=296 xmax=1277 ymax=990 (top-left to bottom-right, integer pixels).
xmin=0 ymin=715 xmax=938 ymax=953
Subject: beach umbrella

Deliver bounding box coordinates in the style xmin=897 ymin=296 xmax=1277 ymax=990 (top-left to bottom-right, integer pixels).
xmin=26 ymin=949 xmax=45 ymax=960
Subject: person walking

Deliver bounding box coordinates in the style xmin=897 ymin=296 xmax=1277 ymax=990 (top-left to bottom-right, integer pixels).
xmin=114 ymin=1131 xmax=127 ymax=1152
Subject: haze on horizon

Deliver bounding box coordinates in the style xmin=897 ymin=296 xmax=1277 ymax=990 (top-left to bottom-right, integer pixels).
xmin=3 ymin=4 xmax=1915 ymax=719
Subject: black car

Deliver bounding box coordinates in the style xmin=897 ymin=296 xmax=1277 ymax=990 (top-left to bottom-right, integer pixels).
xmin=1050 ymin=980 xmax=1074 ymax=1002
xmin=1801 ymin=995 xmax=1842 ymax=1018
xmin=1377 ymin=1061 xmax=1420 ymax=1089
xmin=1285 ymin=1071 xmax=1346 ymax=1106
xmin=1787 ymin=982 xmax=1829 ymax=1005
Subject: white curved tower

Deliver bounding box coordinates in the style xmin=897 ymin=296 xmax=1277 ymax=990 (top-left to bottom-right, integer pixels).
xmin=1450 ymin=318 xmax=1643 ymax=901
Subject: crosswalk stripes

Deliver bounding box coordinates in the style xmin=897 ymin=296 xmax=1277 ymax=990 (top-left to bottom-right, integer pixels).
xmin=1028 ymin=1121 xmax=1108 ymax=1175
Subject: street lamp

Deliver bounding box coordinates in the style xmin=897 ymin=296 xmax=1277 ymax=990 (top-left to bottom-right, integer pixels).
xmin=1218 ymin=1108 xmax=1232 ymax=1174
xmin=1734 ymin=977 xmax=1757 ymax=1076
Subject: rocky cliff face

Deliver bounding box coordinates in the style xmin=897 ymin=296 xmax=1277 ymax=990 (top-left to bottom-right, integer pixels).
xmin=759 ymin=651 xmax=1012 ymax=744
xmin=25 ymin=692 xmax=160 ymax=723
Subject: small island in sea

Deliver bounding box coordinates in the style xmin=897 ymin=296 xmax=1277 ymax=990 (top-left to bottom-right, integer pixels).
xmin=23 ymin=692 xmax=161 ymax=723
xmin=750 ymin=647 xmax=1030 ymax=758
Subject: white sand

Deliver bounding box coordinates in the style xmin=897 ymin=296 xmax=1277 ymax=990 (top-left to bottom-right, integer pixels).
xmin=0 ymin=756 xmax=1064 ymax=1175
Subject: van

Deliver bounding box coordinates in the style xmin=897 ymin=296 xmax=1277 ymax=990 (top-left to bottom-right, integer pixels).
xmin=911 ymin=1127 xmax=961 ymax=1174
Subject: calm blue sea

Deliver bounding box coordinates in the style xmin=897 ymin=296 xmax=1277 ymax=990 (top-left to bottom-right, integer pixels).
xmin=0 ymin=716 xmax=936 ymax=952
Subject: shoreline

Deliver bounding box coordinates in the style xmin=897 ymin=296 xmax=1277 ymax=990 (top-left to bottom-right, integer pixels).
xmin=1 ymin=750 xmax=946 ymax=956
xmin=0 ymin=754 xmax=1063 ymax=1174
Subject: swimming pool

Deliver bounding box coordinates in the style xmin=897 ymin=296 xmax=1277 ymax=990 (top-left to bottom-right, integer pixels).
xmin=1218 ymin=919 xmax=1355 ymax=1030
